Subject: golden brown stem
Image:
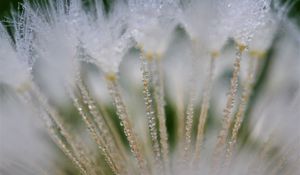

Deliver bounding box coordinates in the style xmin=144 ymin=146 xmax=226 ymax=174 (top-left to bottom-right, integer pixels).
xmin=183 ymin=83 xmax=196 ymax=162
xmin=140 ymin=52 xmax=163 ymax=173
xmin=153 ymin=58 xmax=170 ymax=175
xmin=212 ymin=45 xmax=245 ymax=173
xmin=106 ymin=75 xmax=148 ymax=175
xmin=224 ymin=56 xmax=257 ymax=167
xmin=194 ymin=54 xmax=217 ymax=164
xmin=75 ymin=72 xmax=129 ymax=174
xmin=68 ymin=89 xmax=121 ymax=175
xmin=23 ymin=85 xmax=90 ymax=175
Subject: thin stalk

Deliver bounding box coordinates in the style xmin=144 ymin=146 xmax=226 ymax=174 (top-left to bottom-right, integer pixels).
xmin=224 ymin=56 xmax=257 ymax=167
xmin=140 ymin=52 xmax=162 ymax=172
xmin=82 ymin=81 xmax=132 ymax=174
xmin=44 ymin=117 xmax=88 ymax=175
xmin=194 ymin=53 xmax=218 ymax=164
xmin=49 ymin=130 xmax=89 ymax=175
xmin=239 ymin=34 xmax=278 ymax=148
xmin=183 ymin=83 xmax=196 ymax=162
xmin=153 ymin=57 xmax=170 ymax=174
xmin=97 ymin=101 xmax=135 ymax=174
xmin=76 ymin=72 xmax=129 ymax=174
xmin=212 ymin=44 xmax=246 ymax=173
xmin=105 ymin=74 xmax=148 ymax=174
xmin=175 ymin=84 xmax=185 ymax=147
xmin=183 ymin=42 xmax=204 ymax=165
xmin=71 ymin=138 xmax=101 ymax=175
xmin=22 ymin=85 xmax=89 ymax=175
xmin=68 ymin=88 xmax=121 ymax=175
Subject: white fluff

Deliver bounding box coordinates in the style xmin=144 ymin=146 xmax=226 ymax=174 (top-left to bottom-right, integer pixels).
xmin=128 ymin=0 xmax=180 ymax=55
xmin=218 ymin=0 xmax=271 ymax=46
xmin=78 ymin=0 xmax=133 ymax=74
xmin=0 ymin=23 xmax=31 ymax=90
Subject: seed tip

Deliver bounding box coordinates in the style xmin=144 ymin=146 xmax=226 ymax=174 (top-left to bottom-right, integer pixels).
xmin=105 ymin=72 xmax=117 ymax=82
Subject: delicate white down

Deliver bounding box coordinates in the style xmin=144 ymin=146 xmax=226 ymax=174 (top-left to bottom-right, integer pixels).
xmin=249 ymin=13 xmax=279 ymax=51
xmin=0 ymin=24 xmax=30 ymax=89
xmin=180 ymin=0 xmax=229 ymax=52
xmin=128 ymin=0 xmax=179 ymax=54
xmin=0 ymin=93 xmax=53 ymax=174
xmin=218 ymin=0 xmax=271 ymax=46
xmin=78 ymin=1 xmax=132 ymax=74
xmin=30 ymin=2 xmax=79 ymax=87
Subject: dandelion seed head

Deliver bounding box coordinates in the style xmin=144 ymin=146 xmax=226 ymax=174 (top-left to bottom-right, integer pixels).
xmin=1 ymin=0 xmax=300 ymax=174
